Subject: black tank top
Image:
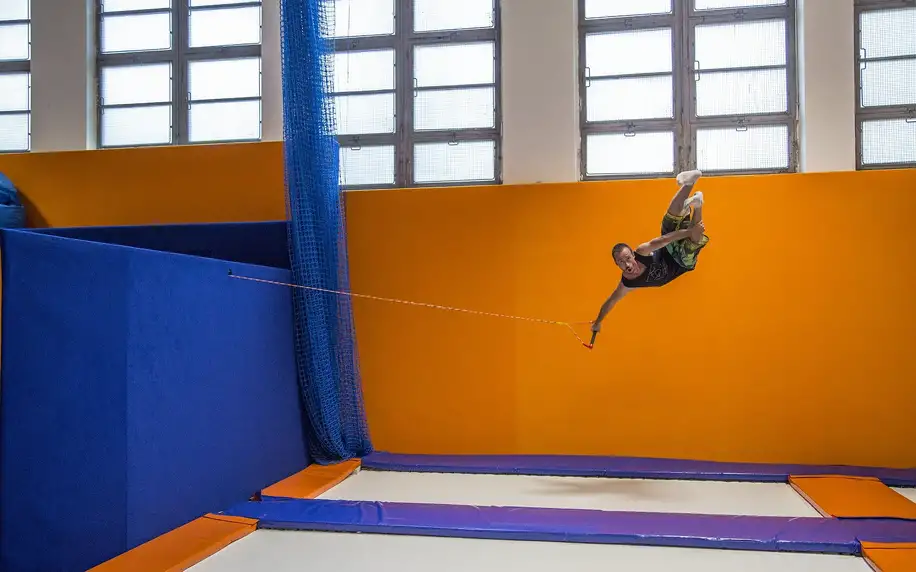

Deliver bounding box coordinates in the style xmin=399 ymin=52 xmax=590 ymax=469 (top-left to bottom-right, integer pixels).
xmin=621 ymin=250 xmax=688 ymax=289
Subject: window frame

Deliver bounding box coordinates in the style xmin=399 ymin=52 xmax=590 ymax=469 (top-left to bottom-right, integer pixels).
xmin=578 ymin=0 xmax=798 ymax=180
xmin=331 ymin=0 xmax=502 ymax=190
xmin=854 ymin=0 xmax=916 ymax=170
xmin=95 ymin=0 xmax=264 ymax=148
xmin=0 ymin=1 xmax=32 ymax=153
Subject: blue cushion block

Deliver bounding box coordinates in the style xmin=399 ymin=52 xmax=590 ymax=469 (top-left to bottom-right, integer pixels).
xmin=222 ymin=498 xmax=916 ymax=555
xmin=1 ymin=230 xmax=308 ymax=571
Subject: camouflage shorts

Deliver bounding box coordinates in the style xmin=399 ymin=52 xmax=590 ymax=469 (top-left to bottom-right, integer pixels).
xmin=661 ymin=212 xmax=709 ymax=270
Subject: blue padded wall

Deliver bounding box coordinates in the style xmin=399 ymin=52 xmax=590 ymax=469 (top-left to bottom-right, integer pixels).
xmin=1 ymin=229 xmax=308 ymax=572
xmin=40 ymin=221 xmax=291 ymax=269
xmin=1 ymin=232 xmax=130 ymax=572
xmin=123 ymin=245 xmax=306 ymax=545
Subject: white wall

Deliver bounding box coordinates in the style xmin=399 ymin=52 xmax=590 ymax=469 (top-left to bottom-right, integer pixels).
xmin=262 ymin=0 xmax=283 ymax=141
xmin=25 ymin=0 xmax=860 ymax=178
xmin=29 ymin=0 xmax=96 ymax=152
xmin=797 ymin=0 xmax=857 ymax=172
xmin=500 ymin=0 xmax=580 ymax=184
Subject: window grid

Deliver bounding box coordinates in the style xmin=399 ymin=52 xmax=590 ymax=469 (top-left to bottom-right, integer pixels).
xmin=0 ymin=0 xmax=31 ymax=153
xmin=854 ymin=0 xmax=916 ymax=169
xmin=579 ymin=0 xmax=797 ymax=180
xmin=330 ymin=0 xmax=501 ymax=189
xmin=96 ymin=0 xmax=263 ymax=148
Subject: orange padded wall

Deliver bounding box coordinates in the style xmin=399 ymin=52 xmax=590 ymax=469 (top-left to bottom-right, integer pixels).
xmin=0 ymin=143 xmax=286 ymax=227
xmin=346 ymin=170 xmax=916 ymax=468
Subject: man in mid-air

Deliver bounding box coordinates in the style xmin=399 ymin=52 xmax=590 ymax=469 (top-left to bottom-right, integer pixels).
xmin=592 ymin=170 xmax=709 ymax=334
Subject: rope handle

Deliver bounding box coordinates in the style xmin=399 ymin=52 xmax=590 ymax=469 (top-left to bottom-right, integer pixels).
xmin=229 ymin=270 xmax=597 ymax=350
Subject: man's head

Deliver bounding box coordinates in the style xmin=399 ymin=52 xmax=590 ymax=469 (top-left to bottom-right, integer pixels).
xmin=612 ymin=243 xmax=639 ymax=275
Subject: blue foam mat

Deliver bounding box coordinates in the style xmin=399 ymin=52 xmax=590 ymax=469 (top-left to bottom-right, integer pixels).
xmin=221 ymin=499 xmax=916 ymax=555
xmin=362 ymin=452 xmax=916 ymax=487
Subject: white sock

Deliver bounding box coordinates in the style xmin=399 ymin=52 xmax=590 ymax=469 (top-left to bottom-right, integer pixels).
xmin=677 ymin=170 xmax=703 ymax=187
xmin=680 ymin=191 xmax=704 ymax=216
xmin=686 ymin=191 xmax=704 ymax=208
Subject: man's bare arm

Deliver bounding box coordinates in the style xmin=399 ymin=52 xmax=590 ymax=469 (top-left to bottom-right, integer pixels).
xmin=592 ymin=282 xmax=630 ymax=332
xmin=634 ymin=228 xmax=693 ymax=255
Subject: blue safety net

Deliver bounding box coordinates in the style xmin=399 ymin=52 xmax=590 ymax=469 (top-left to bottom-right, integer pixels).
xmin=280 ymin=0 xmax=372 ymax=463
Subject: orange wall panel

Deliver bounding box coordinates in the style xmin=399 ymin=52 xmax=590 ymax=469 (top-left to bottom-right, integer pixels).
xmin=345 ymin=171 xmax=916 ymax=467
xmin=346 ymin=187 xmax=521 ymax=454
xmin=0 ymin=142 xmax=286 ymax=227
xmin=2 ymin=143 xmax=915 ymax=467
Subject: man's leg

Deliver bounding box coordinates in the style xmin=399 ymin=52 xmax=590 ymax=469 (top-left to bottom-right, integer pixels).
xmin=691 ymin=202 xmax=703 ymax=227
xmin=662 ymin=171 xmax=707 ymax=269
xmin=683 ymin=199 xmax=708 ymax=259
xmin=667 ymin=170 xmax=702 ymax=217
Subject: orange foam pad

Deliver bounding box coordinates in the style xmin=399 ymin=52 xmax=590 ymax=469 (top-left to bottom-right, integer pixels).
xmin=88 ymin=514 xmax=257 ymax=572
xmin=862 ymin=543 xmax=916 ymax=572
xmin=261 ymin=459 xmax=361 ymax=499
xmin=789 ymin=475 xmax=916 ymax=519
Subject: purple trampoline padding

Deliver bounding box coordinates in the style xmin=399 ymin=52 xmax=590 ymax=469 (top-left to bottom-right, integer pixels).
xmin=220 ymin=499 xmax=916 ymax=554
xmin=362 ymin=452 xmax=916 ymax=487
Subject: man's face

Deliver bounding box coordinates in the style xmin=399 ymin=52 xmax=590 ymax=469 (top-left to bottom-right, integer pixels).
xmin=614 ymin=247 xmax=638 ymax=275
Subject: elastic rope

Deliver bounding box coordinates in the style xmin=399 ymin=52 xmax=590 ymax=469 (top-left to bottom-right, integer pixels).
xmin=228 ymin=272 xmax=595 ymax=348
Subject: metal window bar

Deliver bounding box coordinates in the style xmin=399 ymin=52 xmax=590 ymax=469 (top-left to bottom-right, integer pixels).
xmin=330 ymin=41 xmax=399 ymax=189
xmin=854 ymin=0 xmax=916 ymax=169
xmin=0 ymin=15 xmax=31 ymax=153
xmin=0 ymin=79 xmax=31 ymax=153
xmin=686 ymin=3 xmax=798 ymax=173
xmin=0 ymin=114 xmax=31 ymax=153
xmin=408 ymin=43 xmax=499 ymax=185
xmin=578 ymin=4 xmax=683 ymax=180
xmin=334 ymin=0 xmax=501 ymax=189
xmin=96 ymin=0 xmax=263 ymax=148
xmin=578 ymin=0 xmax=798 ymax=179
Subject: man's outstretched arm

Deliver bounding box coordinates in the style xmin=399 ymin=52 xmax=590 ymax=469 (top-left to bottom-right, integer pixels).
xmin=635 ymin=227 xmax=693 ymax=255
xmin=592 ymin=282 xmax=630 ymax=332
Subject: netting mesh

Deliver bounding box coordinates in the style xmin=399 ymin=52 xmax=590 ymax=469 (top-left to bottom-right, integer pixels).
xmin=280 ymin=0 xmax=372 ymax=463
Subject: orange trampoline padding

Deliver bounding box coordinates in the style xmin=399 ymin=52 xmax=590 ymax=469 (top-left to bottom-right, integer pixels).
xmin=862 ymin=542 xmax=916 ymax=572
xmin=789 ymin=475 xmax=916 ymax=520
xmin=261 ymin=459 xmax=361 ymax=499
xmin=88 ymin=514 xmax=257 ymax=572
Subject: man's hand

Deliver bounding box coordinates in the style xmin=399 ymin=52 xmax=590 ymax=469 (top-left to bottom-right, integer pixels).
xmin=689 ymin=221 xmax=705 ymax=243
xmin=591 ymin=320 xmax=602 ymax=333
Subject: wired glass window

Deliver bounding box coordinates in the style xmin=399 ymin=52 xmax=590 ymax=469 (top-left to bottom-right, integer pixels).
xmin=0 ymin=0 xmax=30 ymax=152
xmin=580 ymin=0 xmax=796 ymax=179
xmin=855 ymin=1 xmax=916 ymax=169
xmin=98 ymin=0 xmax=263 ymax=147
xmin=328 ymin=0 xmax=500 ymax=189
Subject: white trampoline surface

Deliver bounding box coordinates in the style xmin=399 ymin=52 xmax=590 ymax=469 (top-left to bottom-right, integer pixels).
xmin=190 ymin=530 xmax=872 ymax=572
xmin=894 ymin=486 xmax=916 ymax=503
xmin=318 ymin=470 xmax=821 ymax=517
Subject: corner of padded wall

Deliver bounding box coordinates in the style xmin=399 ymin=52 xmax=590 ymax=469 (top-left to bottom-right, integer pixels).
xmin=260 ymin=458 xmax=362 ymax=500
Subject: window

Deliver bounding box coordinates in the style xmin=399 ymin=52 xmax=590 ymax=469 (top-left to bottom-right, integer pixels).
xmin=0 ymin=0 xmax=30 ymax=152
xmin=328 ymin=0 xmax=500 ymax=188
xmin=97 ymin=0 xmax=263 ymax=147
xmin=855 ymin=0 xmax=916 ymax=169
xmin=579 ymin=0 xmax=797 ymax=179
